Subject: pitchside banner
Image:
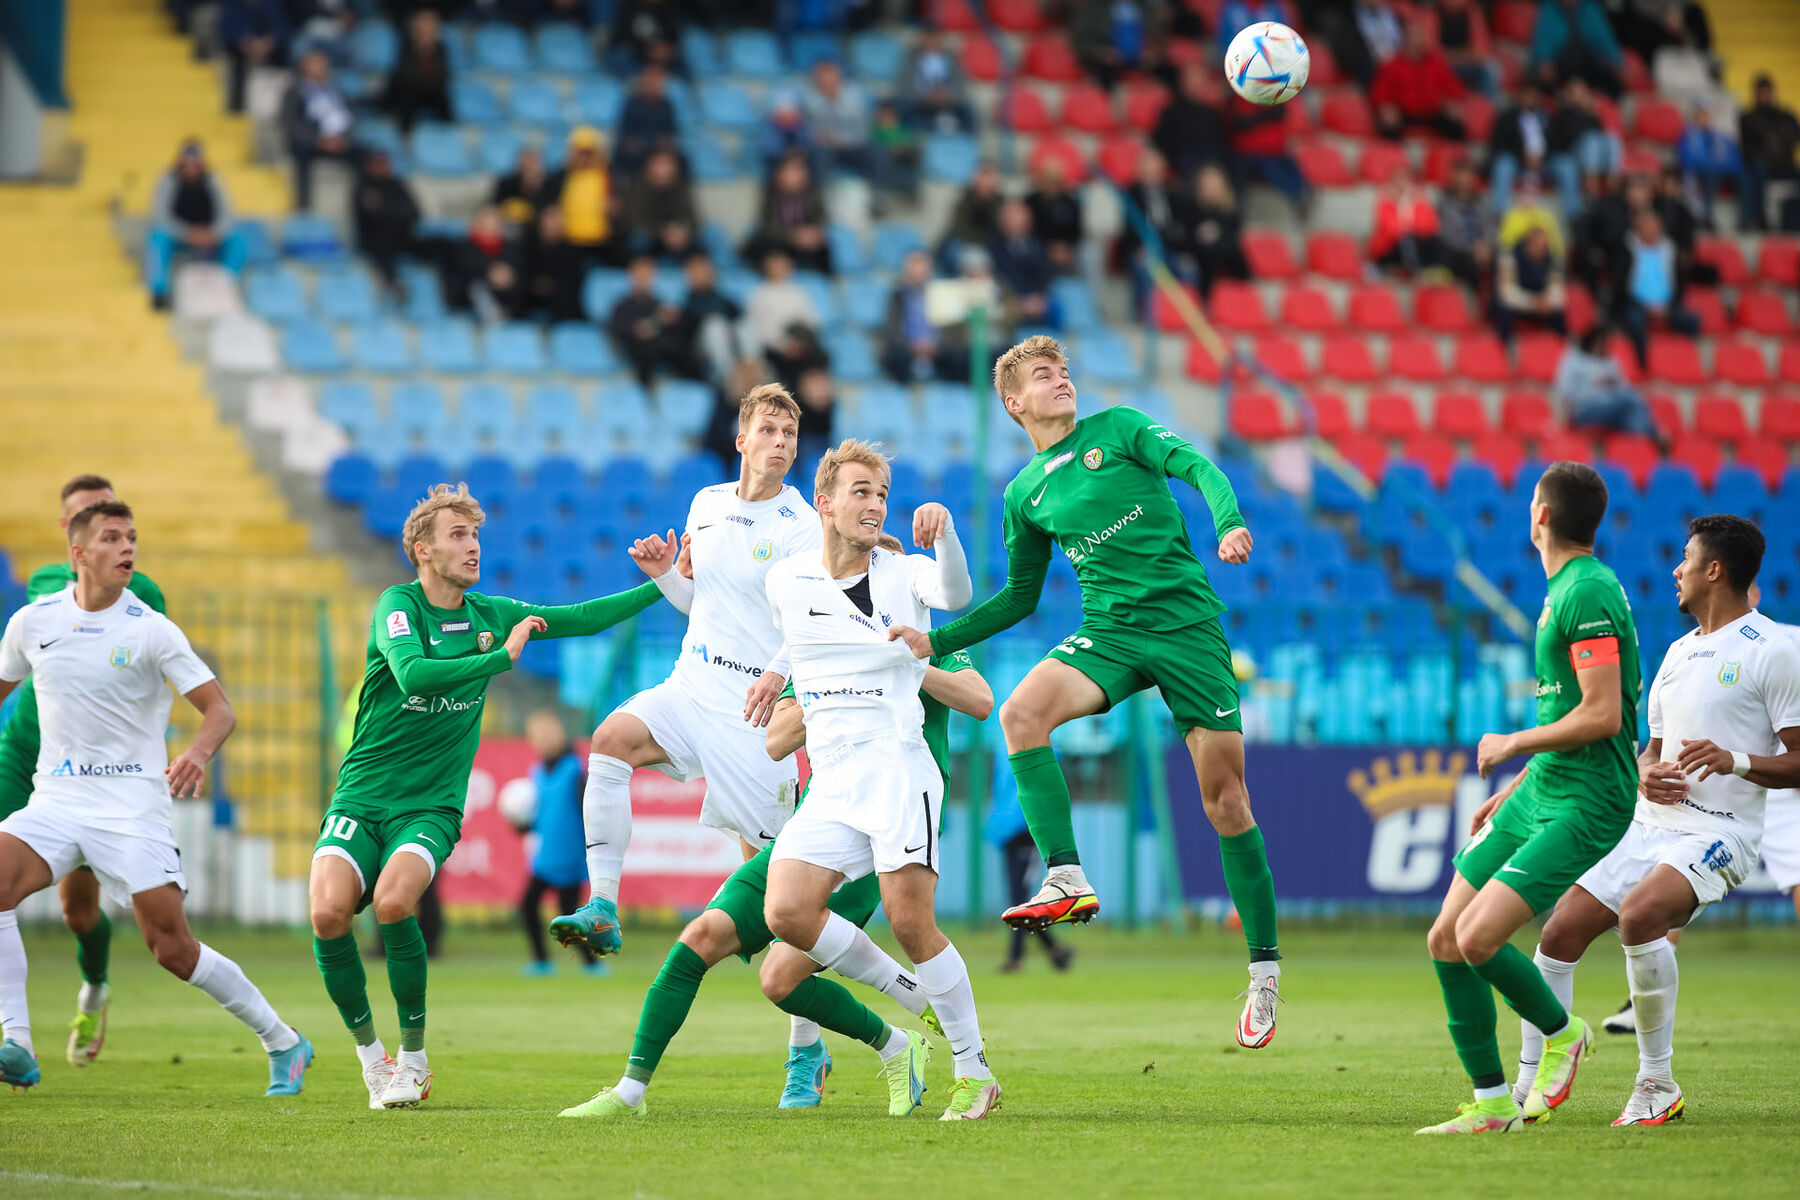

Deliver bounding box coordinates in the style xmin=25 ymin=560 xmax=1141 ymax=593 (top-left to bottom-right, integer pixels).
xmin=440 ymin=738 xmax=748 ymax=909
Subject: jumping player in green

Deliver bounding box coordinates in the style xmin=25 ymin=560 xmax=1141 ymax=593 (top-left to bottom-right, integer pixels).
xmin=886 ymin=335 xmax=1283 ymax=1049
xmin=308 ymin=483 xmax=661 ymax=1111
xmin=0 ymin=474 xmax=164 ymax=1067
xmin=560 ymin=534 xmax=995 ymax=1120
xmin=1418 ymin=461 xmax=1641 ymax=1134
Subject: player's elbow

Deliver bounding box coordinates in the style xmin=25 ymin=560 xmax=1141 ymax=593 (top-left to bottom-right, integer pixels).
xmin=964 ymin=685 xmax=995 ymax=722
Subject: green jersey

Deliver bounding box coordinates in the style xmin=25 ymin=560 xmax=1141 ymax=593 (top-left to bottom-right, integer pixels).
xmin=929 ymin=406 xmax=1245 ymax=655
xmin=1528 ymin=555 xmax=1641 ymax=813
xmin=779 ymin=649 xmax=975 ymax=786
xmin=0 ymin=564 xmax=167 ymax=813
xmin=332 ymin=580 xmax=660 ymax=815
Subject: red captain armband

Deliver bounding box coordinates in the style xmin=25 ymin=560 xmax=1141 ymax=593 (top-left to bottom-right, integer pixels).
xmin=1569 ymin=636 xmax=1620 ymax=670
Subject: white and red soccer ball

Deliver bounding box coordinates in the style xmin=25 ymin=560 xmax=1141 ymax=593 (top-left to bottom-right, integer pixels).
xmin=1224 ymin=22 xmax=1310 ymax=106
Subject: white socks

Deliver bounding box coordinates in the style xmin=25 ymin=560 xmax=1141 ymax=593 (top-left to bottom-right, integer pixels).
xmin=1516 ymin=945 xmax=1576 ymax=1092
xmin=1625 ymin=936 xmax=1678 ymax=1081
xmin=0 ymin=911 xmax=30 ymax=1055
xmin=399 ymin=1047 xmax=429 ymax=1072
xmin=78 ymin=981 xmax=107 ymax=1014
xmin=808 ymin=913 xmax=928 ymax=1017
xmin=789 ymin=1016 xmax=821 ymax=1048
xmin=1249 ymin=961 xmax=1281 ymax=985
xmin=583 ymin=754 xmax=635 ymax=902
xmin=186 ymin=942 xmax=297 ymax=1054
xmin=877 ymin=1025 xmax=910 ymax=1061
xmin=356 ymin=1040 xmax=389 ymax=1069
xmin=913 ymin=940 xmax=990 ymax=1081
xmin=613 ymin=1076 xmax=648 ymax=1106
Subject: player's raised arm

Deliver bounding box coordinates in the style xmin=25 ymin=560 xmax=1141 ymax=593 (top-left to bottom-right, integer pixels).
xmin=1116 ymin=407 xmax=1252 ymax=564
xmin=908 ymin=503 xmax=973 ymax=610
xmin=898 ymin=505 xmax=1053 ymax=660
xmin=499 ymin=579 xmax=664 ymax=641
xmin=375 ymin=591 xmax=517 ymax=692
xmin=167 ymin=680 xmax=236 ymax=798
xmin=630 ymin=527 xmax=695 ymax=613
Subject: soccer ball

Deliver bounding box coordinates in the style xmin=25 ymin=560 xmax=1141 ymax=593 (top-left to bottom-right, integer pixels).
xmin=1224 ymin=22 xmax=1309 ymax=106
xmin=498 ymin=777 xmax=537 ymax=832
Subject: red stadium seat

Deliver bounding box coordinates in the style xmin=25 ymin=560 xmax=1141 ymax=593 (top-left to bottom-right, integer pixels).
xmin=1243 ymin=231 xmax=1301 ymax=279
xmin=1023 ymin=36 xmax=1083 ymax=82
xmin=932 ymin=0 xmax=981 ymax=31
xmin=1307 ymin=40 xmax=1344 ymax=87
xmin=1423 ymin=141 xmax=1469 ymax=186
xmin=1337 ymin=432 xmax=1391 ymax=481
xmin=1348 ymin=283 xmax=1406 ymax=331
xmin=1621 ymin=145 xmax=1662 ymax=176
xmin=1322 ymin=94 xmax=1375 ymax=137
xmin=1540 ymin=430 xmax=1597 ymax=467
xmin=1646 ymin=391 xmax=1685 ymax=438
xmin=1622 ymin=49 xmax=1652 ymax=93
xmin=1683 ymin=287 xmax=1729 ymax=335
xmin=1061 ymin=84 xmax=1118 ymax=134
xmin=1565 ymin=282 xmax=1598 ymax=333
xmin=1454 ymin=334 xmax=1512 ymax=384
xmin=1029 ymin=135 xmax=1087 ymax=182
xmin=1595 ymin=95 xmax=1624 ymax=134
xmin=1279 ymin=285 xmax=1336 ymax=331
xmin=1322 ymin=334 xmax=1380 ymax=381
xmin=1759 ymin=239 xmax=1800 ymax=287
xmin=1305 ymin=389 xmax=1354 ymax=438
xmin=1604 ymin=433 xmax=1662 ymax=488
xmin=1501 ymin=389 xmax=1556 ymax=439
xmin=1433 ymin=391 xmax=1490 ymax=439
xmin=1252 ymin=333 xmax=1312 ymax=380
xmin=1631 ymin=99 xmax=1683 ymax=144
xmin=1284 ymin=97 xmax=1314 ymax=135
xmin=1762 ymin=392 xmax=1800 ymax=439
xmin=961 ymin=36 xmax=1002 ymax=82
xmin=1736 ymin=289 xmax=1795 ymax=335
xmin=1389 ymin=334 xmax=1447 ymax=382
xmin=1307 ymin=231 xmax=1363 ymax=279
xmin=1516 ymin=333 xmax=1564 ymax=382
xmin=1359 ymin=141 xmax=1409 ymax=184
xmin=1646 ymin=334 xmax=1705 ymax=385
xmin=1416 ymin=285 xmax=1475 ymax=333
xmin=1153 ymin=282 xmax=1201 ymax=332
xmin=1735 ymin=437 xmax=1791 ymax=489
xmin=1209 ymin=281 xmax=1270 ymax=332
xmin=1695 ymin=236 xmax=1749 ymax=285
xmin=1231 ymin=388 xmax=1290 ymax=439
xmin=1473 ymin=433 xmax=1526 ymax=486
xmin=1714 ymin=339 xmax=1771 ymax=387
xmin=997 ymin=88 xmax=1052 ymax=133
xmin=1462 ymin=95 xmax=1497 ymax=143
xmin=1366 ymin=389 xmax=1422 ymax=438
xmin=1781 ymin=343 xmax=1800 ymax=385
xmin=1295 ymin=140 xmax=1353 ymax=187
xmin=1671 ymin=437 xmax=1723 ymax=487
xmin=1122 ymin=83 xmax=1170 ymax=133
xmin=1403 ymin=433 xmax=1459 ymax=486
xmin=1185 ymin=337 xmax=1223 ymax=382
xmin=1165 ymin=37 xmax=1207 ymax=68
xmin=987 ymin=0 xmax=1047 ymax=32
xmin=1609 ymin=332 xmax=1643 ymax=383
xmin=1095 ymin=135 xmax=1143 ymax=184
xmin=1693 ymin=393 xmax=1752 ymax=441
xmin=1492 ymin=1 xmax=1537 ymax=42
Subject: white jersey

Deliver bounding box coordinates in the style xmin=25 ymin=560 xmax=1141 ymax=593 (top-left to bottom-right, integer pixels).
xmin=0 ymin=585 xmax=215 ymax=826
xmin=1640 ymin=610 xmax=1800 ymax=842
xmin=764 ymin=547 xmax=940 ymax=756
xmin=666 ymin=483 xmax=822 ymax=719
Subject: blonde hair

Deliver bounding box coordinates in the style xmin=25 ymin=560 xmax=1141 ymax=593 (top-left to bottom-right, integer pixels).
xmin=403 ymin=482 xmax=485 ymax=567
xmin=876 ymin=533 xmax=904 ymax=553
xmin=992 ymin=334 xmax=1068 ymax=426
xmin=814 ymin=438 xmax=892 ymax=503
xmin=738 ymin=382 xmax=803 ymax=434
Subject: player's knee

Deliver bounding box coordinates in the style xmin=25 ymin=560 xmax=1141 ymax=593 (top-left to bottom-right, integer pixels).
xmin=762 ymin=896 xmax=805 ymax=946
xmin=591 ymin=717 xmax=639 ymax=762
xmin=1616 ymin=898 xmax=1672 ymax=946
xmin=679 ymin=912 xmax=734 ymax=964
xmin=886 ymin=910 xmax=937 ymax=961
xmin=148 ymin=928 xmax=199 ymax=978
xmin=310 ymin=905 xmax=353 ymax=940
xmin=371 ymin=889 xmax=416 ymax=925
xmin=60 ymin=896 xmax=100 ymax=934
xmin=997 ymin=694 xmax=1051 ymax=748
xmin=1452 ymin=916 xmax=1500 ymax=965
xmin=1425 ymin=916 xmax=1461 ymax=961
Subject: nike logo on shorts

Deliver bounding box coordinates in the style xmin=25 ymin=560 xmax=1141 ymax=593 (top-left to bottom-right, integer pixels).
xmin=418 ymin=835 xmax=437 ymax=846
xmin=809 ymin=608 xmax=831 ymax=616
xmin=757 ymin=830 xmax=774 ymax=841
xmin=904 ymin=843 xmax=927 ymax=854
xmin=1499 ymin=865 xmax=1527 ymax=875
xmin=1216 ymin=707 xmax=1238 ymax=718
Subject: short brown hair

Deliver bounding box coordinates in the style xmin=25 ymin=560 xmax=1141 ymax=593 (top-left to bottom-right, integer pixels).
xmin=61 ymin=474 xmax=114 ymax=501
xmin=993 ymin=335 xmax=1067 ymax=425
xmin=876 ymin=532 xmax=904 ymax=553
xmin=814 ymin=438 xmax=892 ymax=502
xmin=1536 ymin=461 xmax=1608 ymax=546
xmin=68 ymin=500 xmax=133 ymax=544
xmin=738 ymin=382 xmax=803 ymax=434
xmin=402 ymin=483 xmax=485 ymax=567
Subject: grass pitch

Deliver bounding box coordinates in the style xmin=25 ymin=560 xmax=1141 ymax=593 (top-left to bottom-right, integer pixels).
xmin=4 ymin=922 xmax=1797 ymax=1199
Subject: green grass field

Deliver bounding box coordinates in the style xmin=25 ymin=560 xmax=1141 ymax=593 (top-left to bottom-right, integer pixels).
xmin=4 ymin=922 xmax=1797 ymax=1199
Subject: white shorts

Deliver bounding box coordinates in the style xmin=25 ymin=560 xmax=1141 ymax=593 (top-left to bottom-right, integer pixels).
xmin=771 ymin=740 xmax=942 ymax=879
xmin=619 ymin=679 xmax=798 ymax=847
xmin=1 ymin=804 xmax=186 ymax=907
xmin=1576 ymin=820 xmax=1754 ymax=917
xmin=1760 ymin=790 xmax=1800 ymax=891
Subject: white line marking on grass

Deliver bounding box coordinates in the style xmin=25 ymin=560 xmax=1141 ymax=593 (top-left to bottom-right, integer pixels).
xmin=0 ymin=1171 xmax=417 ymax=1200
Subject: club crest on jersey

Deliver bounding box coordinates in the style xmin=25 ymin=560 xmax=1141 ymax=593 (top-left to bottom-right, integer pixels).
xmin=387 ymin=611 xmax=412 ymax=639
xmin=1537 ymin=601 xmax=1551 ymax=630
xmin=108 ymin=645 xmax=131 ymax=669
xmin=1083 ymin=448 xmax=1105 ymax=470
xmin=1718 ymin=660 xmax=1741 ymax=686
xmin=753 ymin=538 xmax=774 ymax=561
xmin=477 ymin=631 xmax=496 ymax=652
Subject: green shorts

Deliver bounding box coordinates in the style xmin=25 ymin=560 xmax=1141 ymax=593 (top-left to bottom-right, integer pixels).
xmin=1048 ymin=616 xmax=1241 ymax=734
xmin=708 ymin=843 xmax=885 ymax=965
xmin=1452 ymin=779 xmax=1632 ymax=915
xmin=314 ymin=802 xmax=464 ymax=913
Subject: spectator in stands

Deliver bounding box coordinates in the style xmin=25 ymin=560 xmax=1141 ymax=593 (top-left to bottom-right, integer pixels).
xmin=988 ymin=200 xmax=1055 ymax=329
xmin=1185 ymin=164 xmax=1250 ymax=299
xmin=802 ymin=60 xmax=874 ymax=178
xmin=1492 ymin=226 xmax=1568 ymax=344
xmin=1436 ymin=160 xmax=1494 ymax=289
xmin=1368 ymin=173 xmax=1445 ymax=274
xmin=794 ymin=365 xmax=838 ymax=467
xmin=870 ymin=100 xmax=921 ymax=211
xmin=940 ymin=160 xmax=1006 ymax=272
xmin=1331 ymin=0 xmax=1406 ymax=90
xmin=901 ymin=28 xmax=974 ymax=133
xmin=351 ymin=147 xmax=421 ymax=296
xmin=1610 ymin=0 xmax=1713 ymax=64
xmin=619 ymin=149 xmax=698 ymax=261
xmin=1655 ymin=165 xmax=1699 ymax=255
xmin=882 ymin=251 xmax=962 ymax=384
xmin=492 ymin=146 xmax=558 ymax=231
xmin=1069 ymin=0 xmax=1161 ymax=91
xmin=1217 ymin=1 xmax=1298 ymax=58
xmin=1372 ymin=23 xmax=1466 ymax=142
xmin=746 ymin=249 xmax=824 ymax=386
xmin=607 ymin=255 xmax=686 ymax=385
xmin=1545 ymin=78 xmax=1621 ymax=218
xmin=1497 ymin=173 xmax=1565 ymax=262
xmin=382 ymin=9 xmax=451 ymax=135
xmin=1433 ymin=0 xmax=1497 ymax=97
xmin=220 ymin=0 xmax=289 ymax=115
xmin=1154 ymin=65 xmax=1229 ymax=183
xmin=1121 ymin=149 xmax=1191 ymax=310
xmin=1552 ymin=325 xmax=1663 ymax=443
xmin=614 ymin=63 xmax=680 ymax=180
xmin=144 ymin=140 xmax=247 ymax=310
xmin=762 ymin=93 xmax=815 ymax=171
xmin=1487 ymin=81 xmax=1553 ymax=207
xmin=1225 ymin=94 xmax=1308 ymax=218
xmin=1574 ymin=172 xmax=1652 ymax=300
xmin=745 ymin=152 xmax=832 ymax=274
xmin=289 ymin=0 xmax=356 ymax=64
xmin=1026 ymin=158 xmax=1084 ymax=275
xmin=556 ymin=126 xmax=619 ymax=267
xmin=607 ymin=0 xmax=682 ymax=75
xmin=1677 ymin=102 xmax=1743 ymax=228
xmin=1739 ymin=74 xmax=1800 ymax=232
xmin=1620 ymin=208 xmax=1700 ymax=367
xmin=677 ymin=252 xmax=746 ymax=389
xmin=281 ymin=48 xmax=356 ymax=211
xmin=1530 ymin=0 xmax=1623 ymax=97
xmin=514 ymin=205 xmax=585 ymax=323
xmin=440 ymin=206 xmax=520 ymax=322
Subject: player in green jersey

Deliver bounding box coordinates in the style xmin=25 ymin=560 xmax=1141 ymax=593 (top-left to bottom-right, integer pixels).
xmin=886 ymin=335 xmax=1283 ymax=1048
xmin=0 ymin=474 xmax=166 ymax=1067
xmin=1418 ymin=461 xmax=1641 ymax=1135
xmin=308 ymin=484 xmax=662 ymax=1111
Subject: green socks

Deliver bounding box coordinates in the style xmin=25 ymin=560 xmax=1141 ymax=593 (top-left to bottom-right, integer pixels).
xmin=313 ymin=932 xmax=378 ymax=1046
xmin=625 ymin=942 xmax=710 ymax=1085
xmin=75 ymin=912 xmax=111 ymax=986
xmin=1009 ymin=745 xmax=1080 ymax=867
xmin=1472 ymin=942 xmax=1569 ymax=1036
xmin=1219 ymin=826 xmax=1280 ymax=963
xmin=1434 ymin=958 xmax=1505 ymax=1090
xmin=774 ymin=975 xmax=889 ymax=1051
xmin=381 ymin=917 xmax=428 ymax=1053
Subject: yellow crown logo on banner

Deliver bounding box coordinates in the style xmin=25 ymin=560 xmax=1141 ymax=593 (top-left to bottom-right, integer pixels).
xmin=1346 ymin=750 xmax=1468 ymax=820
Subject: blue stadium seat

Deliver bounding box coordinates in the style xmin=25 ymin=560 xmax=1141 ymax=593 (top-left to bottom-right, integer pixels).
xmin=460 ymin=383 xmax=518 ymax=450
xmin=318 ymin=381 xmax=377 ymax=441
xmin=1076 ymin=331 xmax=1137 ymax=384
xmin=848 ymin=31 xmax=905 ymax=83
xmin=1644 ymin=462 xmax=1705 ymax=522
xmin=1710 ymin=464 xmax=1768 ymax=523
xmin=582 ymin=269 xmax=632 ymax=321
xmin=871 ymin=222 xmax=926 ymax=272
xmin=549 ymin=323 xmax=619 ymax=376
xmin=725 ymin=30 xmax=784 ymax=78
xmin=600 ymin=456 xmax=655 ymax=507
xmin=792 ymin=271 xmax=839 ymax=324
xmin=679 ymin=26 xmax=721 ymax=76
xmin=918 ymin=383 xmax=977 ymax=448
xmin=922 ymin=134 xmax=979 ymax=184
xmin=536 ymin=23 xmax=595 ymax=74
xmin=791 ymin=32 xmax=842 ymax=72
xmin=231 ymin=219 xmax=276 ymax=267
xmin=281 ymin=319 xmax=343 ymax=372
xmin=395 ymin=453 xmax=452 ymax=501
xmin=314 ymin=268 xmax=379 ymax=323
xmin=828 ymin=223 xmax=870 ymax=275
xmin=474 ymin=24 xmax=532 ymax=73
xmin=485 ymin=323 xmax=546 ymax=374
xmin=478 ymin=127 xmax=527 ymax=175
xmin=244 ymin=267 xmax=308 ymax=323
xmin=525 ymin=385 xmax=584 ymax=448
xmin=667 ymin=451 xmax=726 ymax=497
xmin=715 ymin=266 xmax=761 ymax=308
xmin=655 ymin=380 xmax=714 ymax=439
xmin=464 ymin=455 xmax=518 ymax=505
xmin=350 ymin=22 xmax=399 ymax=73
xmin=419 ymin=321 xmax=479 ymax=374
xmin=843 ymin=276 xmax=889 ymax=329
xmin=390 ymin=382 xmax=446 ymax=436
xmin=687 ymin=133 xmax=746 ymax=183
xmin=572 ymin=78 xmax=625 ymax=128
xmin=1134 ymin=389 xmax=1178 ymax=430
xmin=509 ymin=80 xmax=565 ymax=126
xmin=1050 ymin=277 xmax=1102 ymax=330
xmin=823 ymin=329 xmax=879 ymax=381
xmin=351 ymin=321 xmax=413 ymax=373
xmin=843 ymin=382 xmax=911 ymax=446
xmin=531 ymin=456 xmax=588 ymax=507
xmin=596 ymin=382 xmax=654 ymax=443
xmin=450 ymin=79 xmax=503 ymax=125
xmin=280 ymin=214 xmax=344 ymax=261
xmin=324 ymin=452 xmax=380 ymax=506
xmin=354 ymin=117 xmax=407 ymax=163
xmin=698 ymin=82 xmax=759 ymax=132
xmin=412 ymin=123 xmax=472 ymax=176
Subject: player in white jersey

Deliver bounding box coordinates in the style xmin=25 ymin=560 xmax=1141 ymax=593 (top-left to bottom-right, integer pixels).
xmin=759 ymin=439 xmax=1002 ymax=1121
xmin=0 ymin=501 xmax=312 ymax=1094
xmin=1512 ymin=515 xmax=1800 ymax=1126
xmin=1744 ymin=584 xmax=1800 ymax=919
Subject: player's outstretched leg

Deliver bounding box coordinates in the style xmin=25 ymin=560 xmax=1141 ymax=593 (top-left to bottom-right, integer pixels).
xmin=1420 ymin=878 xmax=1523 ymax=1133
xmin=554 ymin=720 xmax=654 ymax=956
xmin=1513 ymin=945 xmax=1577 ymax=1113
xmin=365 ymin=852 xmax=436 ymax=1109
xmin=311 ymin=854 xmax=397 ymax=1107
xmin=0 ymin=909 xmax=41 ymax=1090
xmin=761 ymin=943 xmax=928 ymax=1116
xmin=62 ymin=870 xmax=112 ymax=1067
